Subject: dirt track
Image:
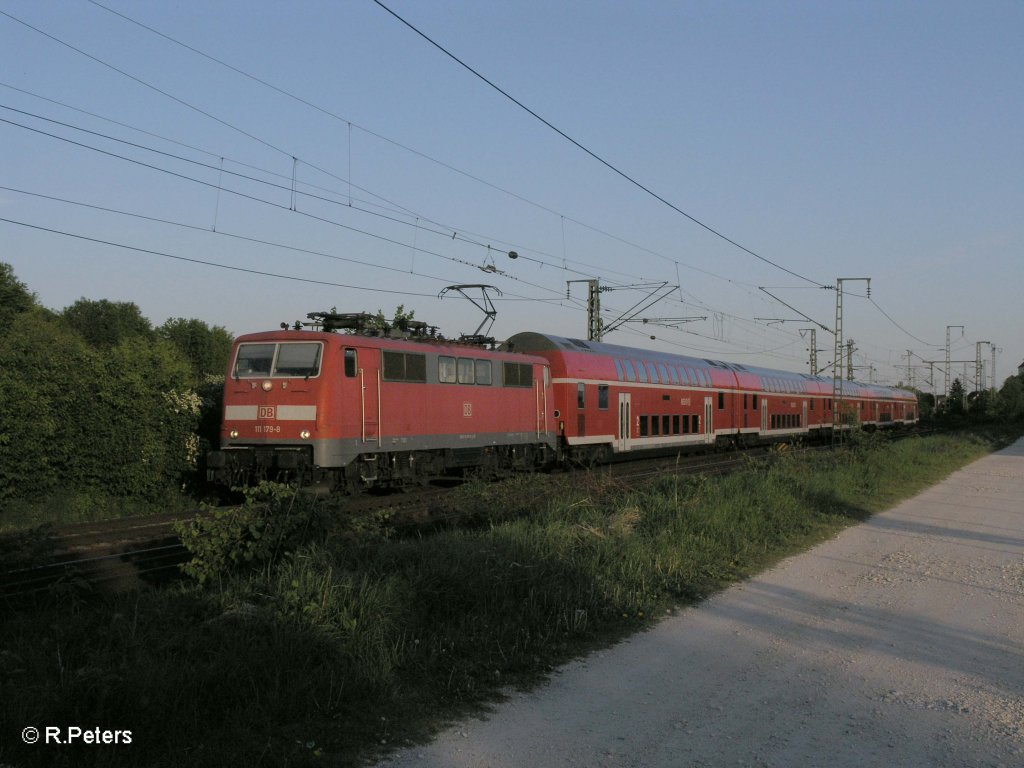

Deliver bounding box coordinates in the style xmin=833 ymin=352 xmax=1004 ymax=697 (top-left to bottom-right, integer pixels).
xmin=380 ymin=439 xmax=1024 ymax=768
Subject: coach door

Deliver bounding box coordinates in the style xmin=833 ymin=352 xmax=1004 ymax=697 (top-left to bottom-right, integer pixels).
xmin=618 ymin=393 xmax=631 ymax=452
xmin=761 ymin=398 xmax=769 ymax=433
xmin=704 ymin=396 xmax=714 ymax=444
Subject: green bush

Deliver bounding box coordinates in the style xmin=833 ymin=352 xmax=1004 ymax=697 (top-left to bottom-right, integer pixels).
xmin=0 ymin=307 xmax=201 ymax=502
xmin=176 ymin=482 xmax=325 ymax=584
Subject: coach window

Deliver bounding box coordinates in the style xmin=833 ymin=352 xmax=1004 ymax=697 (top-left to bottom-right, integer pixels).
xmin=577 ymin=382 xmax=586 ymax=409
xmin=672 ymin=415 xmax=680 ymax=435
xmin=623 ymin=360 xmax=637 ymax=382
xmin=344 ymin=348 xmax=358 ymax=378
xmin=718 ymin=392 xmax=725 ymax=410
xmin=438 ymin=356 xmax=457 ymax=383
xmin=636 ymin=361 xmax=649 ymax=383
xmin=615 ymin=359 xmax=625 ymax=381
xmin=457 ymin=358 xmax=475 ymax=384
xmin=647 ymin=362 xmax=660 ymax=383
xmin=639 ymin=415 xmax=649 ymax=437
xmin=475 ymin=359 xmax=492 ymax=385
xmin=651 ymin=415 xmax=660 ymax=436
xmin=598 ymin=384 xmax=609 ymax=410
xmin=662 ymin=415 xmax=670 ymax=435
xmin=667 ymin=366 xmax=679 ymax=385
xmin=752 ymin=394 xmax=759 ymax=410
xmin=692 ymin=414 xmax=700 ymax=433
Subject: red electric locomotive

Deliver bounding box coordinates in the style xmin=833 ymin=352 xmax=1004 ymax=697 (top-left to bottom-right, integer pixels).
xmin=206 ymin=314 xmax=557 ymax=491
xmin=503 ymin=332 xmax=918 ymax=464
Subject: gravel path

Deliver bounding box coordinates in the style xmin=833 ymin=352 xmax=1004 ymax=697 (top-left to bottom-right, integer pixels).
xmin=380 ymin=439 xmax=1024 ymax=768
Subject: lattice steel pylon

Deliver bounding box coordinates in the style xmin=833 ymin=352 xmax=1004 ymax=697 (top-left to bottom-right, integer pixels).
xmin=833 ymin=278 xmax=870 ymax=436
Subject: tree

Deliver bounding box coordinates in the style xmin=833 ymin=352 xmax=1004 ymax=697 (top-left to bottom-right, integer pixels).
xmin=0 ymin=263 xmax=36 ymax=334
xmin=946 ymin=378 xmax=966 ymax=415
xmin=62 ymin=298 xmax=153 ymax=348
xmin=157 ymin=317 xmax=234 ymax=379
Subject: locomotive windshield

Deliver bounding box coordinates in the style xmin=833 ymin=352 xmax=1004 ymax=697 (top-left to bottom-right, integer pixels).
xmin=234 ymin=342 xmax=322 ymax=378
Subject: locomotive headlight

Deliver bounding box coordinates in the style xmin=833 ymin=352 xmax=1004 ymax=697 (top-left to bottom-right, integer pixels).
xmin=229 ymin=429 xmax=239 ymax=439
xmin=300 ymin=430 xmax=311 ymax=439
xmin=261 ymin=380 xmax=273 ymax=391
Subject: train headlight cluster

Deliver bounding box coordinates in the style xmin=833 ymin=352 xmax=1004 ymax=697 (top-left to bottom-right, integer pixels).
xmin=300 ymin=430 xmax=311 ymax=439
xmin=261 ymin=380 xmax=273 ymax=391
xmin=229 ymin=430 xmax=239 ymax=439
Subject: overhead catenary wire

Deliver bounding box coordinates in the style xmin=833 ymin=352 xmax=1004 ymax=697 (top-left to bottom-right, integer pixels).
xmin=1 ymin=102 xmax=809 ymax=356
xmin=2 ymin=8 xmax=816 ymax=349
xmin=0 ymin=8 xmax=892 ymax=370
xmin=371 ymin=0 xmax=827 ymax=289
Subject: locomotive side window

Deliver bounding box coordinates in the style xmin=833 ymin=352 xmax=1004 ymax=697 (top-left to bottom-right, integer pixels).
xmin=273 ymin=343 xmax=322 ymax=377
xmin=344 ymin=348 xmax=357 ymax=377
xmin=502 ymin=362 xmax=534 ymax=387
xmin=438 ymin=356 xmax=457 ymax=383
xmin=457 ymin=358 xmax=475 ymax=384
xmin=475 ymin=360 xmax=492 ymax=385
xmin=234 ymin=344 xmax=275 ymax=377
xmin=384 ymin=351 xmax=427 ymax=382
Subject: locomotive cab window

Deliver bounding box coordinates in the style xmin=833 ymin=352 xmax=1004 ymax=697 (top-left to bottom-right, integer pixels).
xmin=344 ymin=348 xmax=357 ymax=377
xmin=234 ymin=342 xmax=323 ymax=378
xmin=234 ymin=343 xmax=275 ymax=377
xmin=273 ymin=343 xmax=322 ymax=377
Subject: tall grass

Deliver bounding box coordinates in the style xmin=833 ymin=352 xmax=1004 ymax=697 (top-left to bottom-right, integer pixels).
xmin=0 ymin=428 xmax=1016 ymax=768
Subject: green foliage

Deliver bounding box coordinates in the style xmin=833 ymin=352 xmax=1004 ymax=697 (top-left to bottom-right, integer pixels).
xmin=995 ymin=374 xmax=1024 ymax=422
xmin=0 ymin=262 xmax=36 ymax=333
xmin=0 ymin=307 xmax=200 ymax=502
xmin=157 ymin=317 xmax=234 ymax=380
xmin=946 ymin=377 xmax=966 ymax=415
xmin=61 ymin=297 xmax=153 ymax=348
xmin=175 ymin=482 xmax=325 ymax=584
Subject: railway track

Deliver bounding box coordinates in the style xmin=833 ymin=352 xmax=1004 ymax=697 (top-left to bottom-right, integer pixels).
xmin=0 ymin=430 xmax=927 ymax=600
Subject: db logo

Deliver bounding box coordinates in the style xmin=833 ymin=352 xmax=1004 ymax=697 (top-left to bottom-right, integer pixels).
xmin=463 ymin=402 xmax=472 ymax=417
xmin=258 ymin=406 xmax=276 ymax=420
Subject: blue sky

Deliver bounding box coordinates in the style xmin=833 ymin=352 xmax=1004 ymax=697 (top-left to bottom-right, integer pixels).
xmin=2 ymin=0 xmax=1021 ymax=390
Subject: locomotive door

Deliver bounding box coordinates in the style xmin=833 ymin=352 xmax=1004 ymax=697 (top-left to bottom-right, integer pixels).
xmin=617 ymin=393 xmax=631 ymax=452
xmin=358 ymin=348 xmax=380 ymax=445
xmin=703 ymin=396 xmax=714 ymax=444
